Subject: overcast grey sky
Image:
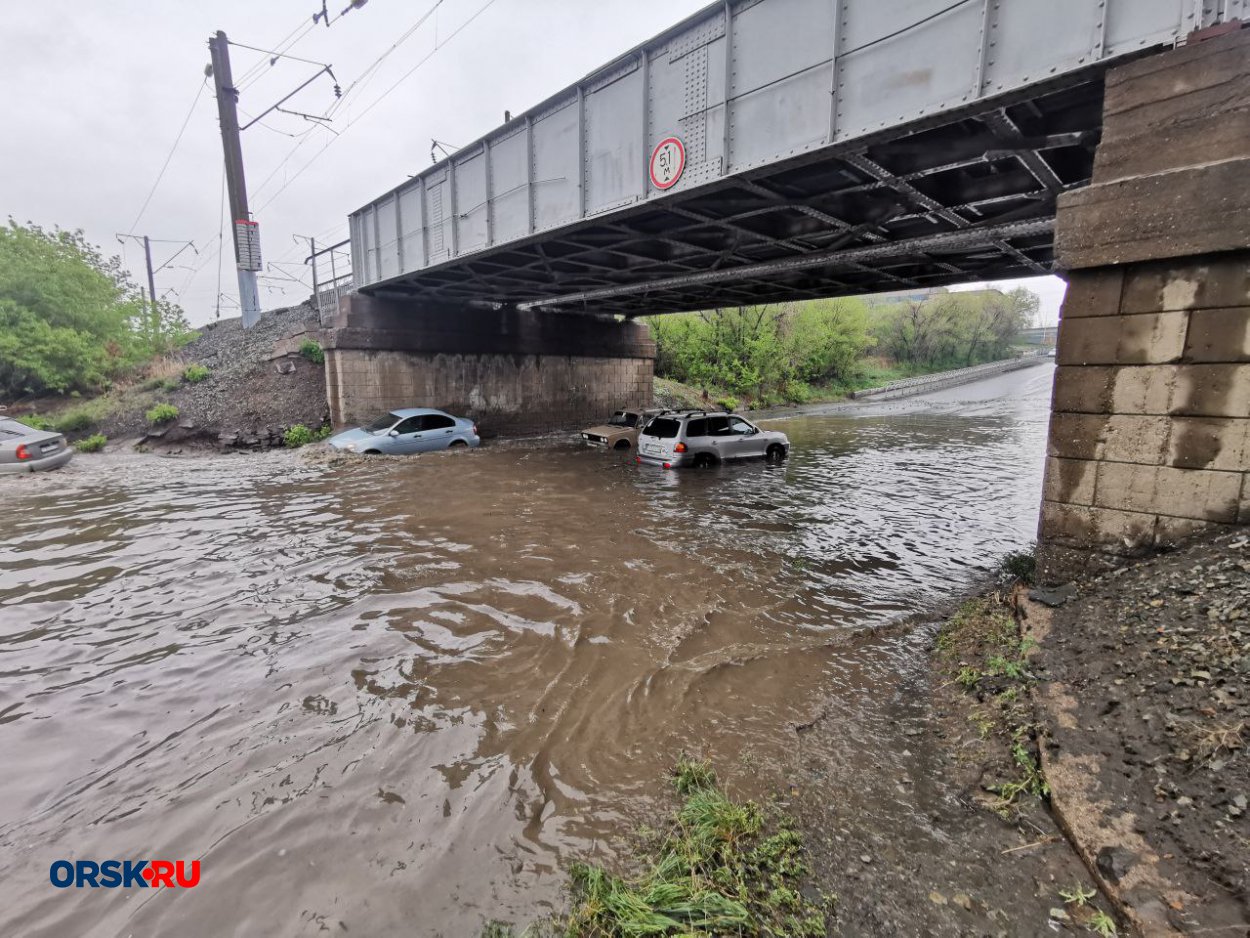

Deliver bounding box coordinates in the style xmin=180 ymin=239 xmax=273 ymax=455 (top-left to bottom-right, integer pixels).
xmin=1 ymin=0 xmax=1065 ymax=327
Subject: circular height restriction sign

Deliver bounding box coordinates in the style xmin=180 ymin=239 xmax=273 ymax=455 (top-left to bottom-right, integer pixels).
xmin=649 ymin=136 xmax=686 ymax=190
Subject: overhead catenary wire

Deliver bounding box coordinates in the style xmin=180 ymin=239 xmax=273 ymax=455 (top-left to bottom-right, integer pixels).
xmin=254 ymin=0 xmax=503 ymax=215
xmin=176 ymin=0 xmax=498 ymax=317
xmin=246 ymin=0 xmax=445 ymax=205
xmin=235 ymin=18 xmax=319 ymax=92
xmin=127 ymin=78 xmax=209 ymax=235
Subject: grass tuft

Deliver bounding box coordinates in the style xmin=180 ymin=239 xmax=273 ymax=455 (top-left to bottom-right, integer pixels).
xmin=999 ymin=543 xmax=1037 ymax=583
xmin=562 ymin=763 xmax=829 ymax=937
xmin=299 ymin=339 xmax=325 ymax=365
xmin=73 ymin=433 xmax=107 ymax=453
xmin=145 ymin=403 xmax=179 ymax=425
xmin=183 ymin=363 xmax=210 ymax=383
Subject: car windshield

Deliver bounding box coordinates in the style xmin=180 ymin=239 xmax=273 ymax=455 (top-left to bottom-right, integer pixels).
xmin=364 ymin=412 xmax=401 ymax=433
xmin=644 ymin=417 xmax=681 ymax=439
xmin=607 ymin=411 xmax=635 ymax=427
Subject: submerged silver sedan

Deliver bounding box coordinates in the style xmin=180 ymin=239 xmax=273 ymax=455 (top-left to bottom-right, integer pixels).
xmin=0 ymin=417 xmax=73 ymax=473
xmin=326 ymin=408 xmax=480 ymax=455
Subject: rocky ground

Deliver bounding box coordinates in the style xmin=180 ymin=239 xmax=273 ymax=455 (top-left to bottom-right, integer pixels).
xmin=13 ymin=304 xmax=328 ymax=451
xmin=1029 ymin=529 xmax=1250 ymax=933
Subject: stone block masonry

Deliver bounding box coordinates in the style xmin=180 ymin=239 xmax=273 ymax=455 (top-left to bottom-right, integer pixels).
xmin=323 ymin=294 xmax=655 ymax=435
xmin=1039 ymin=26 xmax=1250 ymax=579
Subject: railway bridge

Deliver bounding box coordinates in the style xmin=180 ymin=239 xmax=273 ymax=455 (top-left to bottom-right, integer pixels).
xmin=324 ymin=0 xmax=1250 ymax=564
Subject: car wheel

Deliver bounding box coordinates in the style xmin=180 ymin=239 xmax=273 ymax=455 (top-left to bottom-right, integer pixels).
xmin=449 ymin=440 xmax=467 ymax=448
xmin=692 ymin=453 xmax=716 ymax=469
xmin=614 ymin=439 xmax=631 ymax=450
xmin=766 ymin=444 xmax=787 ymax=462
xmin=363 ymin=449 xmax=382 ymax=455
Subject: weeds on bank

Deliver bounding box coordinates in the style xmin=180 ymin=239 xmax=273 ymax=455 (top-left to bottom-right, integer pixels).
xmin=999 ymin=544 xmax=1037 ymax=584
xmin=488 ymin=758 xmax=831 ymax=937
xmin=183 ymin=363 xmax=210 ymax=383
xmin=73 ymin=433 xmax=107 ymax=453
xmin=937 ymin=597 xmax=1047 ymax=817
xmin=283 ymin=424 xmax=333 ymax=448
xmin=1089 ymin=909 xmax=1118 ymax=936
xmin=145 ymin=403 xmax=179 ymax=425
xmin=299 ymin=339 xmax=325 ymax=365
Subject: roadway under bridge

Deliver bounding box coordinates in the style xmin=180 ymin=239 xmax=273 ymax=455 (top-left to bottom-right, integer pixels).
xmin=345 ymin=0 xmax=1243 ymax=316
xmin=324 ymin=3 xmax=1250 ymax=585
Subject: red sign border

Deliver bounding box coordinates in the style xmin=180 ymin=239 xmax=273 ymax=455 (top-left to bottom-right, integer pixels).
xmin=649 ymin=137 xmax=686 ymax=191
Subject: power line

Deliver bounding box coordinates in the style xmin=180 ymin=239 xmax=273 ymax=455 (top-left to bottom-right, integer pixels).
xmin=127 ymin=78 xmax=209 ymax=234
xmin=247 ymin=0 xmax=444 ymax=204
xmin=235 ymin=19 xmax=318 ymax=91
xmin=254 ymin=0 xmax=503 ymax=214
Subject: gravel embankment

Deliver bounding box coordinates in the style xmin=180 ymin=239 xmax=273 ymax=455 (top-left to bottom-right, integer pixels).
xmin=1029 ymin=529 xmax=1250 ymax=933
xmin=97 ymin=304 xmax=329 ymax=449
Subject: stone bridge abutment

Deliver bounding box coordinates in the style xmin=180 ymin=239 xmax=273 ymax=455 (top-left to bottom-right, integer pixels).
xmin=323 ymin=295 xmax=654 ymax=436
xmin=1039 ymin=26 xmax=1250 ymax=578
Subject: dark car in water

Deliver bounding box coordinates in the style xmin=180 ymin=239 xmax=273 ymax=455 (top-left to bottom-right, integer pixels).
xmin=0 ymin=416 xmax=73 ymax=473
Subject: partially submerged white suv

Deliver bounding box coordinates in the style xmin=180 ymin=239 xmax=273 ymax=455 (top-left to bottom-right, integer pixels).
xmin=636 ymin=410 xmax=789 ymax=468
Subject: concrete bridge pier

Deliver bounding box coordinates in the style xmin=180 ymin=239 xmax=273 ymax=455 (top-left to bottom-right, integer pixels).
xmin=322 ymin=295 xmax=655 ymax=435
xmin=1038 ymin=26 xmax=1250 ymax=579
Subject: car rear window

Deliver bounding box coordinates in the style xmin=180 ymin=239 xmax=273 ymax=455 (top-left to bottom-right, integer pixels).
xmin=644 ymin=418 xmax=681 ymax=439
xmin=685 ymin=418 xmax=707 ymax=438
xmin=423 ymin=415 xmax=456 ymax=430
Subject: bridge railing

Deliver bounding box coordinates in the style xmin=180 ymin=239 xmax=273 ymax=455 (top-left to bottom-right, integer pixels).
xmin=304 ymin=239 xmax=354 ymax=326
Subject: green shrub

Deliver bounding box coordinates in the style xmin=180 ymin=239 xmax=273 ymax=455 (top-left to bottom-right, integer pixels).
xmin=0 ymin=221 xmax=195 ymax=397
xmin=283 ymin=424 xmax=315 ymax=448
xmin=18 ymin=414 xmax=51 ymax=431
xmin=315 ymin=424 xmax=333 ymax=441
xmin=298 ymin=340 xmax=324 ymax=365
xmin=183 ymin=363 xmax=210 ymax=383
xmin=717 ymin=396 xmax=739 ymax=413
xmin=145 ymin=402 xmax=179 ymax=425
xmin=161 ymin=377 xmax=181 ymax=391
xmin=999 ymin=544 xmax=1037 ymax=583
xmin=139 ymin=376 xmax=165 ymax=391
xmin=53 ymin=408 xmax=95 ymax=433
xmin=74 ymin=433 xmax=107 ymax=453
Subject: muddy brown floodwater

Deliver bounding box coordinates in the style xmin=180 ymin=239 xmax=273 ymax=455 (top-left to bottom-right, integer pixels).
xmin=1 ymin=365 xmax=1053 ymax=937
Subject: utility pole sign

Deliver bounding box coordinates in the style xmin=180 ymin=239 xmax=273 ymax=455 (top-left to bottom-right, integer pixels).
xmin=208 ymin=30 xmax=261 ymax=328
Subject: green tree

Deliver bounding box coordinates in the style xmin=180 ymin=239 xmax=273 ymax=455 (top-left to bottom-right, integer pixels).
xmin=0 ymin=220 xmax=193 ymax=396
xmin=644 ymin=297 xmax=872 ymax=402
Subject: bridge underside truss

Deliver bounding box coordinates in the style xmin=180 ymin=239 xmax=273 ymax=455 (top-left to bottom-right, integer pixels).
xmin=367 ymin=80 xmax=1102 ymax=316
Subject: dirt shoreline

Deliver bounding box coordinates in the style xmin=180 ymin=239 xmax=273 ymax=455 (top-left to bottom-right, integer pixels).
xmin=1027 ymin=529 xmax=1250 ymax=934
xmin=787 ymin=530 xmax=1249 ymax=936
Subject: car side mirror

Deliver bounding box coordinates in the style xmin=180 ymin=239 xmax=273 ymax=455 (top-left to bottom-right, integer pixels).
xmin=749 ymin=427 xmax=759 ymax=435
xmin=388 ymin=429 xmax=400 ymax=437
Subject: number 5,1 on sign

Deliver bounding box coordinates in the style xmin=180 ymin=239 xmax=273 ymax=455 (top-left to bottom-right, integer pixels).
xmin=649 ymin=137 xmax=686 ymax=190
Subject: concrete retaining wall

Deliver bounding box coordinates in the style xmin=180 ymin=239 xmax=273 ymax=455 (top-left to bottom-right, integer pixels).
xmin=849 ymin=355 xmax=1048 ymax=402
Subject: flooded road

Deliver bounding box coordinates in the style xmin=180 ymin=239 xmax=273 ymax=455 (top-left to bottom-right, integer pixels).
xmin=1 ymin=364 xmax=1053 ymax=937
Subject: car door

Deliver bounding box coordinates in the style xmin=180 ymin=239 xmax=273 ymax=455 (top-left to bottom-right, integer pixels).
xmin=725 ymin=416 xmax=766 ymax=458
xmin=387 ymin=416 xmax=427 ymax=454
xmin=703 ymin=415 xmax=734 ymax=459
xmin=415 ymin=414 xmax=457 ymax=452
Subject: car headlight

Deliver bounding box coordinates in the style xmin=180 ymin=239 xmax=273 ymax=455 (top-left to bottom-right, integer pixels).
xmin=343 ymin=442 xmax=356 ymax=452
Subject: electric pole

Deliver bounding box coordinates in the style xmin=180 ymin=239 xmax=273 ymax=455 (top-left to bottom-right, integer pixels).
xmin=143 ymin=236 xmax=160 ymax=340
xmin=208 ymin=31 xmax=262 ymax=328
